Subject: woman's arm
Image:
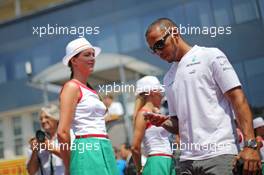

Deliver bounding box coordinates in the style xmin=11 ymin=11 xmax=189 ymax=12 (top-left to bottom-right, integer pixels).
xmin=57 ymin=82 xmax=79 ymax=172
xmin=27 ymin=139 xmax=40 ymax=175
xmin=131 ymin=112 xmax=146 ymax=174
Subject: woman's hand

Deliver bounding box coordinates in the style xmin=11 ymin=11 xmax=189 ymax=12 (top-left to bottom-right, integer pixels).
xmin=29 ymin=138 xmax=39 ymax=152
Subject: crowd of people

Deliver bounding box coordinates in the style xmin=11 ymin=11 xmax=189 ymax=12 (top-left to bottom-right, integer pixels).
xmin=26 ymin=18 xmax=264 ymax=175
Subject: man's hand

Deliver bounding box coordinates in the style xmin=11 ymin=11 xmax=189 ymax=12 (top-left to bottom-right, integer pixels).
xmin=143 ymin=112 xmax=168 ymax=126
xmin=237 ymin=148 xmax=261 ymax=174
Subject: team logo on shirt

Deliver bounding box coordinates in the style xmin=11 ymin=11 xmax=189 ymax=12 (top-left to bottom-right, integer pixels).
xmin=216 ymin=55 xmax=226 ymax=59
xmin=186 ymin=56 xmax=201 ymax=67
xmin=216 ymin=55 xmax=234 ymax=71
xmin=189 ymin=69 xmax=196 ymax=74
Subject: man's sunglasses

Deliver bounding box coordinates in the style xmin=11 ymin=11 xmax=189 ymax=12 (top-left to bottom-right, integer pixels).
xmin=150 ymin=32 xmax=171 ymax=53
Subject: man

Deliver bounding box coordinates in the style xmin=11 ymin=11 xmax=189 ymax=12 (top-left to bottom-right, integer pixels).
xmin=27 ymin=104 xmax=65 ymax=175
xmin=144 ymin=18 xmax=261 ymax=175
xmin=120 ymin=143 xmax=147 ymax=175
xmin=103 ymin=94 xmax=124 ymax=122
xmin=114 ymin=146 xmax=126 ymax=175
xmin=120 ymin=143 xmax=137 ymax=175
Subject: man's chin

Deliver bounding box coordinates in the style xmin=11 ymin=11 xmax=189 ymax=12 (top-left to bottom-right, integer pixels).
xmin=167 ymin=57 xmax=174 ymax=63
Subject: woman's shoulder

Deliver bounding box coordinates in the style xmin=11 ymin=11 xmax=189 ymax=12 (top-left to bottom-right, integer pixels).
xmin=64 ymin=80 xmax=80 ymax=89
xmin=60 ymin=80 xmax=80 ymax=96
xmin=135 ymin=108 xmax=151 ymax=121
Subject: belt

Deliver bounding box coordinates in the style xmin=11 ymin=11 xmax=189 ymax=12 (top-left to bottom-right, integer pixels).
xmin=148 ymin=153 xmax=173 ymax=158
xmin=75 ymin=134 xmax=109 ymax=139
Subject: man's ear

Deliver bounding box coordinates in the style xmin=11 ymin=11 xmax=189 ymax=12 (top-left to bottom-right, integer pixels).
xmin=171 ymin=28 xmax=180 ymax=44
xmin=172 ymin=28 xmax=179 ymax=38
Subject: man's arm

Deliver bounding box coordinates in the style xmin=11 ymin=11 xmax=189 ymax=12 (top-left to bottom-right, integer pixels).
xmin=161 ymin=116 xmax=179 ymax=134
xmin=144 ymin=113 xmax=178 ymax=134
xmin=225 ymin=87 xmax=254 ymax=140
xmin=105 ymin=102 xmax=124 ymax=123
xmin=105 ymin=114 xmax=120 ymax=123
xmin=225 ymin=86 xmax=261 ymax=173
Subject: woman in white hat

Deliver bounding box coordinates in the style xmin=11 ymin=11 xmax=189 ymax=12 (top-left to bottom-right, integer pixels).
xmin=57 ymin=37 xmax=118 ymax=175
xmin=131 ymin=76 xmax=176 ymax=175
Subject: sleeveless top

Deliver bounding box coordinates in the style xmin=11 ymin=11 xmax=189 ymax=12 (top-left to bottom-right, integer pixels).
xmin=67 ymin=79 xmax=107 ymax=135
xmin=139 ymin=108 xmax=172 ymax=155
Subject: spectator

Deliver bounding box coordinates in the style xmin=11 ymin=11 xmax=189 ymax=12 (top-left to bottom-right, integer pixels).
xmin=114 ymin=147 xmax=126 ymax=175
xmin=103 ymin=94 xmax=124 ymax=123
xmin=253 ymin=117 xmax=264 ymax=175
xmin=120 ymin=143 xmax=137 ymax=175
xmin=27 ymin=104 xmax=64 ymax=175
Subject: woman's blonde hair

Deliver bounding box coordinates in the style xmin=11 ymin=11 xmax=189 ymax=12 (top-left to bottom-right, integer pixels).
xmin=133 ymin=93 xmax=147 ymax=126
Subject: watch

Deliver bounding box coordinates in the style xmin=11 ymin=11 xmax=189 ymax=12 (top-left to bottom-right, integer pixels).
xmin=244 ymin=139 xmax=258 ymax=149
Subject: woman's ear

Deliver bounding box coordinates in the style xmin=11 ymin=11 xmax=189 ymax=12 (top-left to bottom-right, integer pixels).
xmin=70 ymin=57 xmax=78 ymax=66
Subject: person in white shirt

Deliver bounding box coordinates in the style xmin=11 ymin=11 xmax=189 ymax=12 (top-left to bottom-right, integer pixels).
xmin=27 ymin=104 xmax=64 ymax=175
xmin=253 ymin=117 xmax=264 ymax=174
xmin=103 ymin=94 xmax=124 ymax=124
xmin=144 ymin=18 xmax=261 ymax=175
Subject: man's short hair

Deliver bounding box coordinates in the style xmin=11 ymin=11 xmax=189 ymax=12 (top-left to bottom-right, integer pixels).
xmin=145 ymin=18 xmax=177 ymax=37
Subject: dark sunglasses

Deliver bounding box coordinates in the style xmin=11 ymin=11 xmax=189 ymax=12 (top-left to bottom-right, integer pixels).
xmin=150 ymin=32 xmax=171 ymax=53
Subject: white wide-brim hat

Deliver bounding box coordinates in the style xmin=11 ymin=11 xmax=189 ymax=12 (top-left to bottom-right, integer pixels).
xmin=135 ymin=76 xmax=165 ymax=95
xmin=62 ymin=37 xmax=101 ymax=66
xmin=253 ymin=117 xmax=264 ymax=129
